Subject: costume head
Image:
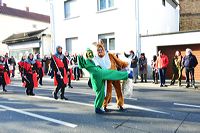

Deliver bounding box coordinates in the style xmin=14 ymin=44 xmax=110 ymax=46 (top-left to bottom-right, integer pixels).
xmin=186 ymin=48 xmax=192 ymax=56
xmin=56 ymin=45 xmax=62 ymax=54
xmin=86 ymin=48 xmax=94 ymax=59
xmin=96 ymin=40 xmax=106 ymax=58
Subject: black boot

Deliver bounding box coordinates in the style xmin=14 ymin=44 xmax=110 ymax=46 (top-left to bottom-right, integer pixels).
xmin=52 ymin=91 xmax=58 ymax=100
xmin=26 ymin=88 xmax=30 ymax=95
xmin=2 ymin=85 xmax=7 ymax=92
xmin=60 ymin=94 xmax=68 ymax=100
xmin=3 ymin=88 xmax=7 ymax=92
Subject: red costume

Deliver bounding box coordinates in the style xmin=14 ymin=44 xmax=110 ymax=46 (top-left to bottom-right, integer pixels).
xmin=35 ymin=59 xmax=44 ymax=85
xmin=51 ymin=46 xmax=69 ymax=100
xmin=0 ymin=59 xmax=10 ymax=92
xmin=23 ymin=57 xmax=38 ymax=96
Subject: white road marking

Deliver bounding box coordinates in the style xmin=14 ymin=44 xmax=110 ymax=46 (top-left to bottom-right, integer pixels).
xmin=10 ymin=84 xmax=138 ymax=101
xmin=174 ymin=103 xmax=200 ymax=109
xmin=9 ymin=83 xmax=168 ymax=114
xmin=0 ymin=104 xmax=77 ymax=128
xmin=34 ymin=96 xmax=93 ymax=107
xmin=123 ymin=104 xmax=169 ymax=115
xmin=34 ymin=96 xmax=168 ymax=115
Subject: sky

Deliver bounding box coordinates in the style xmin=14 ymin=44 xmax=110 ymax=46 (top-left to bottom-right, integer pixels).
xmin=1 ymin=0 xmax=50 ymax=15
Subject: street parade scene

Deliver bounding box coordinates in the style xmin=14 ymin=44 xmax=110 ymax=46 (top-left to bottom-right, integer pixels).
xmin=0 ymin=0 xmax=200 ymax=133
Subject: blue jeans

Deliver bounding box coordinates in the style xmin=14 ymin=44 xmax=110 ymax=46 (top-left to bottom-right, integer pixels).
xmin=158 ymin=68 xmax=167 ymax=85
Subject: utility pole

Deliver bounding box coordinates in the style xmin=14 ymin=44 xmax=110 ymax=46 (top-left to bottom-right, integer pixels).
xmin=49 ymin=0 xmax=56 ymax=53
xmin=135 ymin=0 xmax=141 ymax=56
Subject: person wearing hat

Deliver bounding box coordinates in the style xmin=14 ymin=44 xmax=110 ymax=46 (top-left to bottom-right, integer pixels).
xmin=51 ymin=46 xmax=69 ymax=100
xmin=78 ymin=48 xmax=133 ymax=114
xmin=182 ymin=48 xmax=198 ymax=88
xmin=0 ymin=55 xmax=10 ymax=92
xmin=35 ymin=53 xmax=44 ymax=86
xmin=23 ymin=53 xmax=38 ymax=96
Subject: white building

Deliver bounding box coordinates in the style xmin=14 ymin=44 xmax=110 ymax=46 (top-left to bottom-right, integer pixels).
xmin=51 ymin=0 xmax=179 ymax=55
xmin=0 ymin=1 xmax=50 ymax=56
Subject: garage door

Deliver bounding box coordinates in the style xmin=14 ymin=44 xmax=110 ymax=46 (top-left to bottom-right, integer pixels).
xmin=158 ymin=44 xmax=200 ymax=80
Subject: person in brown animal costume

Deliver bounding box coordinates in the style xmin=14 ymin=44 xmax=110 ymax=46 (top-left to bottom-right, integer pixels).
xmin=93 ymin=41 xmax=128 ymax=112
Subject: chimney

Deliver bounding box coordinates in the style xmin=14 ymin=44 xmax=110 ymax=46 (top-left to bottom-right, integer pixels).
xmin=3 ymin=3 xmax=6 ymax=7
xmin=26 ymin=6 xmax=29 ymax=12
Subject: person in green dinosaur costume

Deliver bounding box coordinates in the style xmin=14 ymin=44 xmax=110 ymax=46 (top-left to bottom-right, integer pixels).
xmin=78 ymin=48 xmax=132 ymax=114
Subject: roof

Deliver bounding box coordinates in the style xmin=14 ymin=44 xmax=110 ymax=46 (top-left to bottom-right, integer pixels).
xmin=2 ymin=28 xmax=47 ymax=45
xmin=0 ymin=5 xmax=50 ymax=23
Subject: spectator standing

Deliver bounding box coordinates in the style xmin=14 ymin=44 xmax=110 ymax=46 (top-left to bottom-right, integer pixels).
xmin=156 ymin=50 xmax=169 ymax=87
xmin=139 ymin=53 xmax=147 ymax=82
xmin=151 ymin=55 xmax=158 ymax=84
xmin=65 ymin=51 xmax=73 ymax=88
xmin=72 ymin=54 xmax=80 ymax=80
xmin=170 ymin=51 xmax=183 ymax=86
xmin=124 ymin=50 xmax=138 ymax=83
xmin=182 ymin=48 xmax=198 ymax=88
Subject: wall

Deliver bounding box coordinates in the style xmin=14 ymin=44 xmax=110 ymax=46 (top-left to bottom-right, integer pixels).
xmin=139 ymin=0 xmax=179 ymax=35
xmin=52 ymin=0 xmax=179 ymax=56
xmin=52 ymin=0 xmax=138 ymax=54
xmin=180 ymin=0 xmax=200 ymax=31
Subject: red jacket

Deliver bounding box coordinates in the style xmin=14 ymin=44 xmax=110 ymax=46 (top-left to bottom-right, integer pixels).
xmin=156 ymin=54 xmax=169 ymax=69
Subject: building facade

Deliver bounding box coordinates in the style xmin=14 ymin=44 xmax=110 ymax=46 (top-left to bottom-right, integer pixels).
xmin=0 ymin=2 xmax=50 ymax=56
xmin=141 ymin=0 xmax=200 ymax=80
xmin=51 ymin=0 xmax=179 ymax=55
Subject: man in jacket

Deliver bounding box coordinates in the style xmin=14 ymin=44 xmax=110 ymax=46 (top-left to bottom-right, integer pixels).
xmin=182 ymin=48 xmax=198 ymax=88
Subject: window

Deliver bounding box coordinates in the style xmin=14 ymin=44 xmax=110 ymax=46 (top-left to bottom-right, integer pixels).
xmin=64 ymin=0 xmax=79 ymax=19
xmin=98 ymin=33 xmax=115 ymax=51
xmin=98 ymin=0 xmax=114 ymax=11
xmin=65 ymin=37 xmax=78 ymax=54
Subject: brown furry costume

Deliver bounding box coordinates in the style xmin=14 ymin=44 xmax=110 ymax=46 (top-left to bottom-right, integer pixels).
xmin=95 ymin=42 xmax=128 ymax=110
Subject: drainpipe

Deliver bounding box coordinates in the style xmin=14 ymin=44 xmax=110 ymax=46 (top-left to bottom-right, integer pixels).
xmin=135 ymin=0 xmax=141 ymax=56
xmin=49 ymin=0 xmax=56 ymax=53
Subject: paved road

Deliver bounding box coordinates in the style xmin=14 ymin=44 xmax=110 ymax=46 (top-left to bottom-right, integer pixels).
xmin=0 ymin=77 xmax=200 ymax=133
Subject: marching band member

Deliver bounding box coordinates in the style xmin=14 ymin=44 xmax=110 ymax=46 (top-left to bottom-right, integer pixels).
xmin=51 ymin=46 xmax=69 ymax=100
xmin=18 ymin=55 xmax=27 ymax=84
xmin=35 ymin=53 xmax=44 ymax=86
xmin=0 ymin=56 xmax=10 ymax=92
xmin=23 ymin=53 xmax=38 ymax=96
